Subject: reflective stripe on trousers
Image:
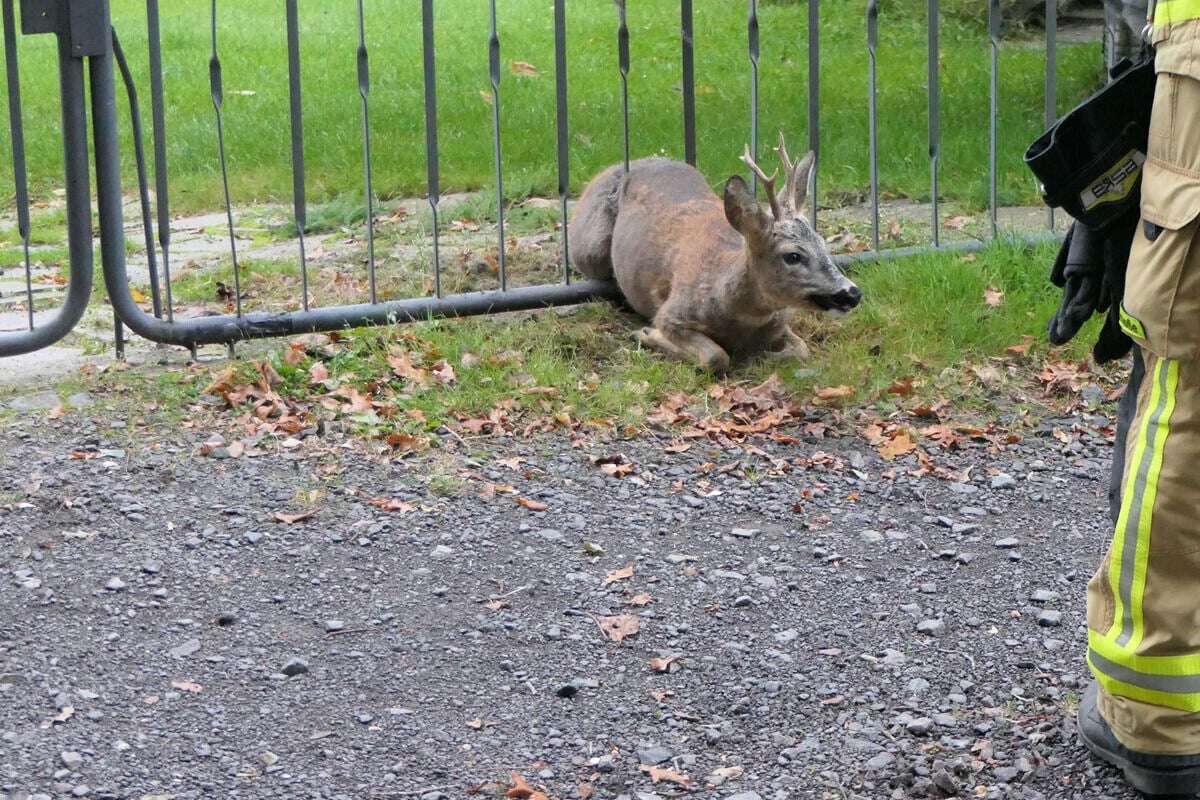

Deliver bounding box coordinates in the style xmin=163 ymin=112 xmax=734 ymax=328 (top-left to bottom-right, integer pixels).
xmin=1088 ymin=358 xmax=1200 ymax=710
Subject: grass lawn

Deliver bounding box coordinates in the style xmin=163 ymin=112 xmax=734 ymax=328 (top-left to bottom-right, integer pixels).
xmin=0 ymin=1 xmax=1102 ymax=215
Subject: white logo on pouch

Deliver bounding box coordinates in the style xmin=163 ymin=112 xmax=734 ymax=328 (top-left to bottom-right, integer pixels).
xmin=1080 ymin=150 xmax=1146 ymax=211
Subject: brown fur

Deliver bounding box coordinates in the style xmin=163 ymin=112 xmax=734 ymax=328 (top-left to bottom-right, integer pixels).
xmin=570 ymin=150 xmax=860 ymax=372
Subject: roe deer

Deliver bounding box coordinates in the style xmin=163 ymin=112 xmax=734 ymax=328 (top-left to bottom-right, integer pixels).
xmin=569 ymin=134 xmax=861 ymax=373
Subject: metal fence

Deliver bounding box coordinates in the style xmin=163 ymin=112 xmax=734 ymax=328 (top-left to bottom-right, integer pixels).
xmin=0 ymin=0 xmax=1069 ymax=360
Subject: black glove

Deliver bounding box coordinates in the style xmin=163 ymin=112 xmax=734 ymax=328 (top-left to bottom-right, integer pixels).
xmin=1046 ymin=206 xmax=1138 ymax=362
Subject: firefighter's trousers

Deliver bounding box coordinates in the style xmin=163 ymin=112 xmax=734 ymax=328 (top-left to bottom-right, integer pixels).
xmin=1088 ymin=20 xmax=1200 ymax=753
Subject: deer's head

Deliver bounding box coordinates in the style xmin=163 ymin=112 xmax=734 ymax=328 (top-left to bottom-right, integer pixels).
xmin=723 ymin=134 xmax=861 ymax=315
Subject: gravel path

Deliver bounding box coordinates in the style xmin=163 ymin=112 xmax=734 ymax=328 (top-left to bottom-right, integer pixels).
xmin=0 ymin=406 xmax=1145 ymax=800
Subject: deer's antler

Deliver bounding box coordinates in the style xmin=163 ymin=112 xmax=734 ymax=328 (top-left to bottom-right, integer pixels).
xmin=740 ymin=143 xmax=783 ymax=222
xmin=774 ymin=131 xmax=801 ymax=216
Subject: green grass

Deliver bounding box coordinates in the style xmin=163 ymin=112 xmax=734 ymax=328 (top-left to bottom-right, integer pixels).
xmin=78 ymin=240 xmax=1102 ymax=438
xmin=0 ymin=1 xmax=1101 ymax=215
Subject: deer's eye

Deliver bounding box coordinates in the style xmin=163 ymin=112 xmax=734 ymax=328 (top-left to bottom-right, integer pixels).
xmin=782 ymin=252 xmax=805 ymax=266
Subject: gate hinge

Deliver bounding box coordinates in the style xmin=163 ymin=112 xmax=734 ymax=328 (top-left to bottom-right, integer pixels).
xmin=19 ymin=0 xmax=109 ymax=57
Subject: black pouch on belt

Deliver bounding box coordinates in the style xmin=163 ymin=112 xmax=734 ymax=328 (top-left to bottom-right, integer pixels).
xmin=1025 ymin=58 xmax=1155 ymax=229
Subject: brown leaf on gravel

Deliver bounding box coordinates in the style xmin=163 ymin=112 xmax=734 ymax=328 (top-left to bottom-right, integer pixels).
xmin=432 ymin=360 xmax=457 ymax=385
xmin=466 ymin=718 xmax=484 ymax=730
xmin=47 ymin=404 xmax=66 ymax=419
xmin=595 ymin=613 xmax=640 ymax=642
xmin=271 ymin=509 xmax=319 ymax=524
xmin=946 ymin=214 xmax=971 ymax=230
xmin=878 ymin=432 xmax=917 ymax=461
xmin=578 ymin=783 xmax=595 ymax=800
xmin=886 ymin=377 xmax=916 ymax=397
xmin=39 ymin=705 xmax=74 ymax=729
xmin=593 ymin=454 xmax=636 ymax=478
xmin=640 ymin=764 xmax=691 ymax=786
xmin=171 ymin=680 xmax=203 ymax=694
xmin=629 ymin=592 xmax=653 ymax=606
xmin=663 ymin=441 xmax=692 ymax=453
xmin=226 ymin=440 xmax=246 ymax=459
xmin=649 ymin=654 xmax=680 ymax=673
xmin=515 ymin=497 xmax=547 ymax=512
xmin=503 ymin=771 xmax=550 ymax=800
xmin=384 ymin=432 xmax=427 ymax=452
xmin=603 ymin=565 xmax=634 ymax=585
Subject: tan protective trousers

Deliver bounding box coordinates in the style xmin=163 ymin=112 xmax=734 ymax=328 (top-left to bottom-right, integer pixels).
xmin=1087 ymin=18 xmax=1200 ymax=755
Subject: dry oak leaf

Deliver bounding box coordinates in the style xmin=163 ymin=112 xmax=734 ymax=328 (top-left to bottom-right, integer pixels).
xmin=308 ymin=361 xmax=330 ymax=383
xmin=515 ymin=497 xmax=547 ymax=512
xmin=649 ymin=654 xmax=681 ymax=673
xmin=628 ymin=592 xmax=653 ymax=606
xmin=271 ymin=509 xmax=319 ymax=524
xmin=603 ymin=565 xmax=634 ymax=585
xmin=984 ymin=285 xmax=1005 ymax=308
xmin=640 ymin=764 xmax=692 ymax=787
xmin=878 ymin=432 xmax=917 ymax=461
xmin=595 ymin=613 xmax=640 ymax=642
xmin=887 ymin=377 xmax=916 ymax=397
xmin=509 ymin=60 xmax=540 ymax=77
xmin=504 ymin=771 xmax=550 ymax=800
xmin=40 ymin=705 xmax=74 ymax=729
xmin=814 ymin=385 xmax=854 ymax=403
xmin=171 ymin=680 xmax=203 ymax=694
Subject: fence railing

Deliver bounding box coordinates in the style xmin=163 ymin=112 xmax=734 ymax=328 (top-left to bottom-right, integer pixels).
xmin=0 ymin=0 xmax=1072 ymax=359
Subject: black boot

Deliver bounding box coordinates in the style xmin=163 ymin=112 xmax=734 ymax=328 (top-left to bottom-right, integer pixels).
xmin=1079 ymin=681 xmax=1200 ymax=796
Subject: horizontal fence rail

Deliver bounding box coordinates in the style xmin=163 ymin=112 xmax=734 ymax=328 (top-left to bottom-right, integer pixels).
xmin=0 ymin=0 xmax=1073 ymax=358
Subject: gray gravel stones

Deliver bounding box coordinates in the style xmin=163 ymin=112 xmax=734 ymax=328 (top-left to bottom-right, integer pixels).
xmin=102 ymin=577 xmax=125 ymax=592
xmin=994 ymin=537 xmax=1020 ymax=549
xmin=991 ymin=473 xmax=1018 ymax=489
xmin=916 ymin=618 xmax=946 ymax=636
xmin=282 ymin=657 xmax=309 ymax=676
xmin=60 ymin=751 xmax=83 ymax=770
xmin=1037 ymin=609 xmax=1064 ymax=627
xmin=325 ymin=619 xmax=346 ymax=632
xmin=0 ymin=409 xmax=1142 ymax=798
xmin=168 ymin=638 xmax=200 ymax=659
xmin=636 ymin=744 xmax=673 ymax=764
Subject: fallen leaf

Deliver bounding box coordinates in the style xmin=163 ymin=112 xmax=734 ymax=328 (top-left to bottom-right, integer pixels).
xmin=629 ymin=592 xmax=653 ymax=606
xmin=432 ymin=360 xmax=457 ymax=385
xmin=515 ymin=497 xmax=547 ymax=512
xmin=815 ymin=385 xmax=854 ymax=403
xmin=603 ymin=565 xmax=634 ymax=585
xmin=663 ymin=441 xmax=692 ymax=453
xmin=878 ymin=432 xmax=917 ymax=461
xmin=649 ymin=654 xmax=680 ymax=673
xmin=595 ymin=613 xmax=640 ymax=643
xmin=309 ymin=362 xmax=330 ymax=383
xmin=946 ymin=214 xmax=971 ymax=230
xmin=886 ymin=377 xmax=915 ymax=397
xmin=578 ymin=783 xmax=595 ymax=800
xmin=484 ymin=599 xmax=508 ymax=611
xmin=711 ymin=765 xmax=745 ymax=782
xmin=171 ymin=680 xmax=202 ymax=694
xmin=509 ymin=60 xmax=539 ymax=77
xmin=47 ymin=404 xmax=67 ymax=419
xmin=466 ymin=718 xmax=484 ymax=730
xmin=40 ymin=705 xmax=74 ymax=729
xmin=640 ymin=764 xmax=691 ymax=786
xmin=984 ymin=285 xmax=1005 ymax=308
xmin=271 ymin=509 xmax=319 ymax=524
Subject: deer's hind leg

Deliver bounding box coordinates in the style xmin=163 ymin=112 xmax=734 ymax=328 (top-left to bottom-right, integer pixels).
xmin=637 ymin=325 xmax=731 ymax=374
xmin=568 ymin=164 xmax=624 ymax=281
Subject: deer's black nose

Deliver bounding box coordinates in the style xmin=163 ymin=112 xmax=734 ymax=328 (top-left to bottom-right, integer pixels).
xmin=835 ymin=286 xmax=862 ymax=309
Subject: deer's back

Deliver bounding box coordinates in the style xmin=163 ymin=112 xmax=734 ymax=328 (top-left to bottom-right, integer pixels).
xmin=609 ymin=159 xmax=742 ymax=320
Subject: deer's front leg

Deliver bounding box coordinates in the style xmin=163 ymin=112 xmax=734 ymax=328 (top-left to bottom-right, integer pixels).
xmin=637 ymin=325 xmax=731 ymax=374
xmin=765 ymin=324 xmax=811 ymax=361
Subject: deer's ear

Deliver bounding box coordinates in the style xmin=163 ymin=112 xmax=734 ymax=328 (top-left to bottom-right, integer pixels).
xmin=724 ymin=176 xmax=772 ymax=240
xmin=789 ymin=151 xmax=815 ymax=216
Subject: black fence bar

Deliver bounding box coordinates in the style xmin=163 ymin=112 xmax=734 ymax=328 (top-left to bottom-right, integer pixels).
xmin=680 ymin=0 xmax=696 ymax=167
xmin=1045 ymin=0 xmax=1057 ymax=231
xmin=209 ymin=1 xmax=242 ymax=317
xmin=988 ymin=0 xmax=1000 ymax=239
xmin=112 ymin=30 xmax=162 ymax=320
xmin=356 ymin=0 xmax=378 ymax=303
xmin=0 ymin=30 xmax=92 ymax=358
xmin=807 ymin=0 xmax=819 ymax=226
xmin=866 ymin=0 xmax=879 ymax=251
xmin=488 ymin=0 xmax=507 ymax=290
xmin=616 ymin=0 xmax=630 ymax=172
xmin=285 ymin=0 xmax=308 ymax=311
xmin=2 ymin=0 xmax=32 ymax=330
xmin=747 ymin=0 xmax=760 ymax=194
xmin=146 ymin=0 xmax=173 ymax=321
xmin=422 ymin=0 xmax=441 ymax=298
xmin=554 ymin=0 xmax=570 ymax=283
xmin=927 ymin=0 xmax=940 ymax=247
